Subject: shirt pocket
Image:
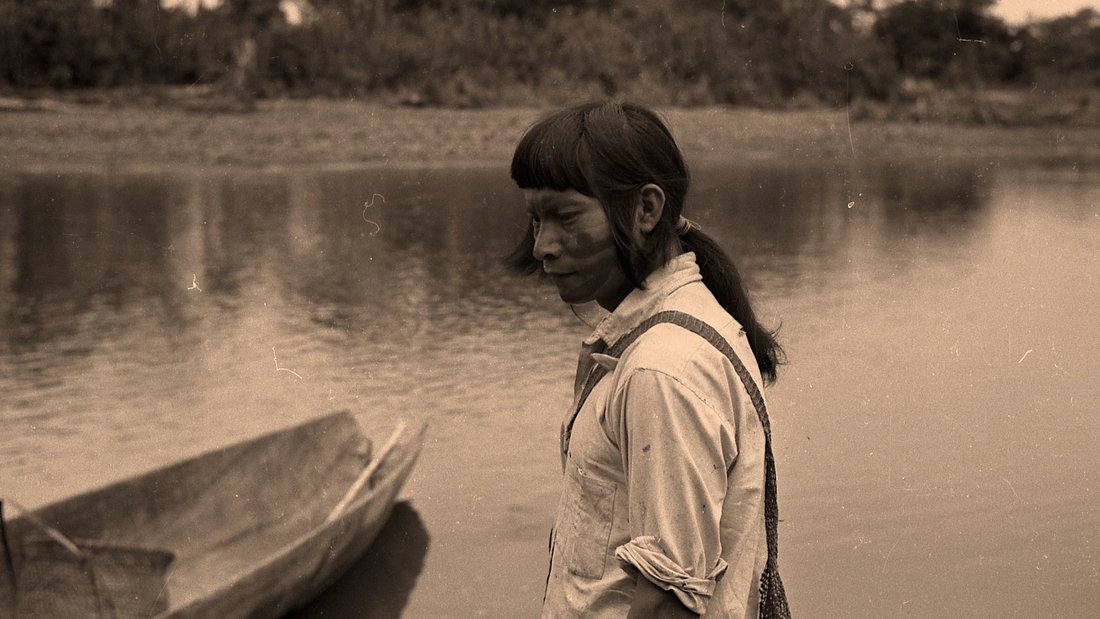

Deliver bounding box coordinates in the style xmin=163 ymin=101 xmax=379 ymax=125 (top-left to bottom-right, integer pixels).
xmin=563 ymin=464 xmax=617 ymax=580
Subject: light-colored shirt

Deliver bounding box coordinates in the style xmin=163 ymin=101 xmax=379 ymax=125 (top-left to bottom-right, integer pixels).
xmin=542 ymin=252 xmax=768 ymax=618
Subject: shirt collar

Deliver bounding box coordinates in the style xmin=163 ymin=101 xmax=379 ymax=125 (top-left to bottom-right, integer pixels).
xmin=583 ymin=252 xmax=702 ymax=347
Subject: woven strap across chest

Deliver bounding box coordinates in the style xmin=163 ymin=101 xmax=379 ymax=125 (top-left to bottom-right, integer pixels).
xmin=563 ymin=310 xmax=790 ymax=617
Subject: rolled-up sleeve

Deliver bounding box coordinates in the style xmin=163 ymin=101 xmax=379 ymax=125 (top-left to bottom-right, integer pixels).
xmin=607 ymin=367 xmax=738 ymax=614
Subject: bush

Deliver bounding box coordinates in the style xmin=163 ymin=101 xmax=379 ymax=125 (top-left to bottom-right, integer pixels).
xmin=1 ymin=0 xmax=1096 ymax=112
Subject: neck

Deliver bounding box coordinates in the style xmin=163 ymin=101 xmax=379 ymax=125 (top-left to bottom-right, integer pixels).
xmin=599 ymin=244 xmax=687 ymax=312
xmin=596 ymin=283 xmax=634 ymax=312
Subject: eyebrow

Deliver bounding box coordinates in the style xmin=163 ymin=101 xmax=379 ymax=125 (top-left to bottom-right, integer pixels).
xmin=526 ymin=203 xmax=585 ymax=219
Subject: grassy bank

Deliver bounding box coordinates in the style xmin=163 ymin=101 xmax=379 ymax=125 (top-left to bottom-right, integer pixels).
xmin=2 ymin=99 xmax=1099 ymax=173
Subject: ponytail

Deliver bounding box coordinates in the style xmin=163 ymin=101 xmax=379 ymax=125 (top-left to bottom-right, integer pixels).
xmin=681 ymin=228 xmax=784 ymax=385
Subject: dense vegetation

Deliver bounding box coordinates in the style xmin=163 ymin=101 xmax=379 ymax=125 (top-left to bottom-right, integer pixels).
xmin=1 ymin=0 xmax=1097 ymax=113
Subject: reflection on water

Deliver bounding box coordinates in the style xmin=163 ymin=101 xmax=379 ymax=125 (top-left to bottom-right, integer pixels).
xmin=288 ymin=502 xmax=429 ymax=619
xmin=0 ymin=161 xmax=993 ymax=365
xmin=1 ymin=161 xmax=1097 ymax=617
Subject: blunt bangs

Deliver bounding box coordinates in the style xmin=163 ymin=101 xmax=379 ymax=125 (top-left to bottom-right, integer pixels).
xmin=510 ymin=110 xmax=595 ymax=195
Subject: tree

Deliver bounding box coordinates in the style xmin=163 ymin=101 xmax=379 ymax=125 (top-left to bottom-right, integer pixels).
xmin=874 ymin=0 xmax=1013 ymax=85
xmin=1024 ymin=9 xmax=1100 ymax=85
xmin=220 ymin=0 xmax=285 ymax=105
xmin=0 ymin=0 xmax=105 ymax=87
xmin=101 ymin=0 xmax=166 ymax=85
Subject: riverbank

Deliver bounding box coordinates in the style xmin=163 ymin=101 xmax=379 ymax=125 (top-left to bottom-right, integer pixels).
xmin=2 ymin=98 xmax=1099 ymax=173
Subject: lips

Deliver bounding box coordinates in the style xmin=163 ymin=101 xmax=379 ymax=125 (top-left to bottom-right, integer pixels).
xmin=544 ymin=267 xmax=574 ymax=278
xmin=544 ymin=271 xmax=575 ymax=292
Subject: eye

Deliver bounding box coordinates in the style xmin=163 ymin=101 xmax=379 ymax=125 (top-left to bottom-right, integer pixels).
xmin=559 ymin=211 xmax=579 ymax=226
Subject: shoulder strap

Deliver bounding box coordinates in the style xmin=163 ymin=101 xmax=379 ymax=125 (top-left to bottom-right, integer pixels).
xmin=563 ymin=310 xmax=785 ymax=575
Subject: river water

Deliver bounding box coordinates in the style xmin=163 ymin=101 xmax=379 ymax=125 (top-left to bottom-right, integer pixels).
xmin=1 ymin=159 xmax=1097 ymax=617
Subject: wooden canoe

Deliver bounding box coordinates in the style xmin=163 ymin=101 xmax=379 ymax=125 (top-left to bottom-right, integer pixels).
xmin=1 ymin=412 xmax=426 ymax=618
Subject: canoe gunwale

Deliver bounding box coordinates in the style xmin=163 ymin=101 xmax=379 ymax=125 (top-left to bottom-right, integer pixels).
xmin=157 ymin=415 xmax=426 ymax=618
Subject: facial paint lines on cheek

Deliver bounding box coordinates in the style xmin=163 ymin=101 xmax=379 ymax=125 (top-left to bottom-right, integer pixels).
xmin=568 ymin=226 xmax=616 ymax=260
xmin=569 ymin=244 xmax=623 ymax=297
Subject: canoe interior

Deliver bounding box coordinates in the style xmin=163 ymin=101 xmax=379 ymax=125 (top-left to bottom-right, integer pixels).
xmin=166 ymin=419 xmax=425 ymax=619
xmin=3 ymin=412 xmax=394 ymax=617
xmin=7 ymin=537 xmax=175 ymax=617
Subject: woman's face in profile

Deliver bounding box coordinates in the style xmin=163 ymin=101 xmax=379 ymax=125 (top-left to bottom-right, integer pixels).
xmin=524 ymin=188 xmax=631 ymax=310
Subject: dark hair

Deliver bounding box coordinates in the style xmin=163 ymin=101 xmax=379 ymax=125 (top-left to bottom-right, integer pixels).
xmin=507 ymin=101 xmax=783 ymax=384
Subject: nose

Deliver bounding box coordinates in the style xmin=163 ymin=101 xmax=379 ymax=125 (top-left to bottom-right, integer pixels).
xmin=532 ymin=221 xmax=561 ymax=262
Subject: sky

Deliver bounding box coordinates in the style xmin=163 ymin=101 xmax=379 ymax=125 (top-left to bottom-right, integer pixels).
xmin=163 ymin=0 xmax=1100 ymax=26
xmin=994 ymin=0 xmax=1099 ymax=23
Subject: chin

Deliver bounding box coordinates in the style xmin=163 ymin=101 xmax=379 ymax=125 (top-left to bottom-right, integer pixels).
xmin=555 ymin=288 xmax=591 ymax=306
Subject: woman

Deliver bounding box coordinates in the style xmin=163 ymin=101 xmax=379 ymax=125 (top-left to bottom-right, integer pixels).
xmin=508 ymin=101 xmax=790 ymax=618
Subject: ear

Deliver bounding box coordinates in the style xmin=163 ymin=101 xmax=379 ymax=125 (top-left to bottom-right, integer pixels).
xmin=634 ymin=184 xmax=666 ymax=234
